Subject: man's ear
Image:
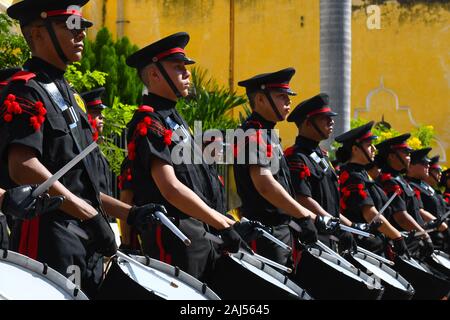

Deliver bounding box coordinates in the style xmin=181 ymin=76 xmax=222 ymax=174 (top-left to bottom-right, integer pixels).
xmin=255 ymin=92 xmax=265 ymax=107
xmin=147 ymin=64 xmax=161 ymax=82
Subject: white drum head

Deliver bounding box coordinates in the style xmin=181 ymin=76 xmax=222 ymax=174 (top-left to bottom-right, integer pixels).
xmin=353 ymin=254 xmax=406 ymax=290
xmin=432 ymin=251 xmax=450 ymax=270
xmin=228 ymin=252 xmax=311 ymax=299
xmin=117 ymin=252 xmax=219 ymax=300
xmin=308 ymin=248 xmax=382 ymax=290
xmin=0 ymin=250 xmax=88 ymax=300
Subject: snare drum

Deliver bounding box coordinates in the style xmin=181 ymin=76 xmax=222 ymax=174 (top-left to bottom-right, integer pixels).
xmin=292 ymin=247 xmax=384 ymax=300
xmin=394 ymin=256 xmax=450 ymax=300
xmin=207 ymin=252 xmax=312 ymax=300
xmin=348 ymin=252 xmax=414 ymax=300
xmin=0 ymin=249 xmax=88 ymax=300
xmin=426 ymin=250 xmax=450 ymax=278
xmin=96 ymin=251 xmax=220 ymax=300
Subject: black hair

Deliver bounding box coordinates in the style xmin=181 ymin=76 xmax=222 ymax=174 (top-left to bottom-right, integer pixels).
xmin=336 ymin=145 xmax=352 ymax=163
xmin=247 ymin=91 xmax=258 ymax=110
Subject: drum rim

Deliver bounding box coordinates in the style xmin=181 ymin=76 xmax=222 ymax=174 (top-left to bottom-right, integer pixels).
xmin=228 ymin=252 xmax=313 ymax=300
xmin=307 ymin=247 xmax=383 ymax=290
xmin=0 ymin=249 xmax=88 ymax=300
xmin=430 ymin=250 xmax=450 ymax=270
xmin=398 ymin=256 xmax=428 ymax=272
xmin=124 ymin=253 xmax=220 ymax=300
xmin=352 ymin=252 xmax=414 ymax=293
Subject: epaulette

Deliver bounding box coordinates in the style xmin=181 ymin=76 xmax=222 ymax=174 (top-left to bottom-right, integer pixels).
xmin=10 ymin=71 xmax=37 ymax=83
xmin=0 ymin=71 xmax=46 ymax=131
xmin=127 ymin=106 xmax=172 ymax=160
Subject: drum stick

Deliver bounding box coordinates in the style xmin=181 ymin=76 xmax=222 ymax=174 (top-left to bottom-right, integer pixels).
xmin=32 ymin=142 xmax=98 ymax=197
xmin=249 ymin=252 xmax=292 ymax=274
xmin=316 ymin=240 xmax=356 ymax=270
xmin=260 ymin=231 xmax=292 ymax=252
xmin=339 ymin=225 xmax=375 ymax=238
xmin=154 ymin=211 xmax=191 ymax=246
xmin=401 ymin=229 xmax=435 ymax=238
xmin=240 ymin=217 xmax=292 ymax=252
xmin=369 ymin=190 xmax=399 ymax=225
xmin=203 ymin=232 xmax=292 ymax=273
xmin=356 ymin=246 xmax=395 ymax=266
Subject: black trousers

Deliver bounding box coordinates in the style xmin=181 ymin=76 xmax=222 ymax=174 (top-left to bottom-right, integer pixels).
xmin=10 ymin=211 xmax=103 ymax=299
xmin=140 ymin=216 xmax=218 ymax=282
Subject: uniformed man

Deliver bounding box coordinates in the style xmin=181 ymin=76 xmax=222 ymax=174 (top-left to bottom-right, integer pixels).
xmin=234 ymin=68 xmax=323 ymax=267
xmin=81 ymin=87 xmax=112 ymax=196
xmin=1 ymin=0 xmax=166 ymax=297
xmin=334 ymin=122 xmax=409 ymax=256
xmin=285 ymin=93 xmax=356 ymax=252
xmin=376 ymin=134 xmax=434 ymax=259
xmin=124 ymin=32 xmax=253 ymax=281
xmin=405 ymin=148 xmax=449 ymax=252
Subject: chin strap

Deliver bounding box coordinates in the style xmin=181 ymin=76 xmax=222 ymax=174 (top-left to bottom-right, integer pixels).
xmin=310 ymin=118 xmax=327 ymax=140
xmin=430 ymin=172 xmax=440 ymax=185
xmin=394 ymin=151 xmax=409 ymax=172
xmin=44 ymin=20 xmax=69 ymax=65
xmin=356 ymin=143 xmax=373 ymax=164
xmin=263 ymin=89 xmax=283 ymax=121
xmin=155 ymin=61 xmax=182 ymax=98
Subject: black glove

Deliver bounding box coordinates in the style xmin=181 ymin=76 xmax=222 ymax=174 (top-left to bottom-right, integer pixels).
xmin=218 ymin=226 xmax=252 ymax=254
xmin=351 ymin=220 xmax=383 ymax=234
xmin=392 ymin=236 xmax=410 ymax=258
xmin=315 ymin=215 xmax=339 ymax=234
xmin=295 ymin=217 xmax=318 ymax=245
xmin=82 ymin=213 xmax=117 ymax=257
xmin=127 ymin=203 xmax=166 ymax=228
xmin=419 ymin=236 xmax=434 ymax=260
xmin=1 ymin=185 xmax=64 ymax=220
xmin=336 ymin=230 xmax=357 ymax=254
xmin=233 ymin=220 xmax=271 ymax=243
xmin=423 ymin=218 xmax=442 ymax=231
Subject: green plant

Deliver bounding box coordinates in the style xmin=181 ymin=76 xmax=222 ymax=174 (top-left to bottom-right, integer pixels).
xmin=100 ymin=97 xmax=137 ymax=175
xmin=80 ymin=27 xmax=142 ymax=106
xmin=65 ymin=62 xmax=108 ymax=93
xmin=411 ymin=125 xmax=435 ymax=148
xmin=0 ymin=13 xmax=30 ymax=68
xmin=176 ymin=67 xmax=247 ymax=131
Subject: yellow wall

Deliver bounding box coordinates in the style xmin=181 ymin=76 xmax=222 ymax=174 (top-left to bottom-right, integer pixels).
xmin=351 ymin=2 xmax=449 ymax=164
xmin=83 ymin=0 xmax=449 ymax=164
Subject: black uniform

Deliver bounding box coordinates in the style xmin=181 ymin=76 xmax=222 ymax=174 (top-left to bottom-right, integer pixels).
xmin=233 ymin=112 xmax=294 ymax=266
xmin=407 ymin=178 xmax=446 ymax=221
xmin=0 ymin=68 xmax=22 ymax=249
xmin=126 ymin=93 xmax=222 ymax=280
xmin=0 ymin=57 xmax=104 ymax=296
xmin=339 ymin=163 xmax=388 ymax=253
xmin=97 ymin=153 xmax=112 ymax=196
xmin=285 ymin=136 xmax=340 ymax=217
xmin=81 ymin=87 xmax=112 ymax=196
xmin=406 ymin=177 xmax=449 ymax=252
